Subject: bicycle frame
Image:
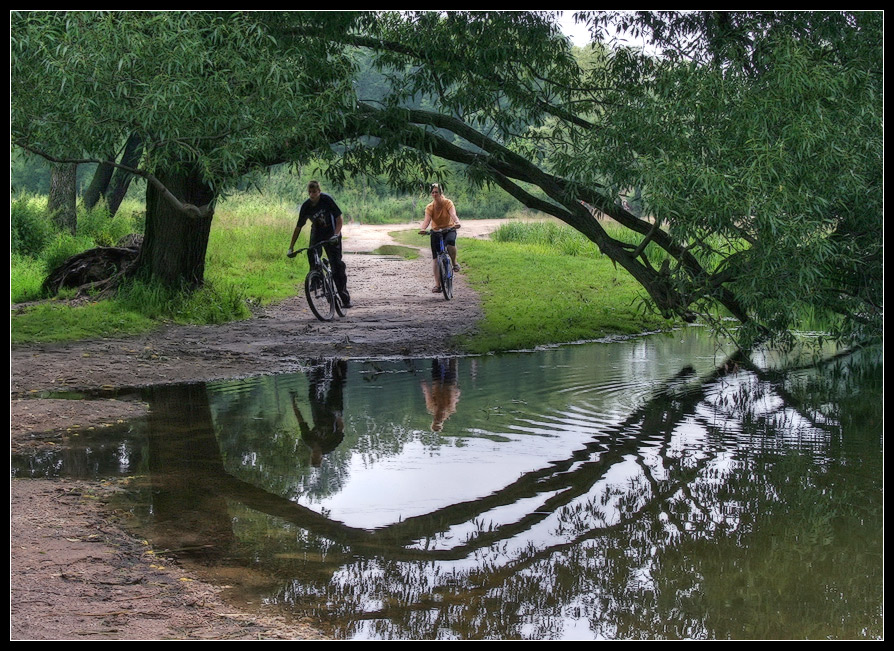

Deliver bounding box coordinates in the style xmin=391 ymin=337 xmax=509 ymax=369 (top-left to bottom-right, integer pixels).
xmin=291 ymin=236 xmax=344 ymax=321
xmin=425 ymin=228 xmax=455 ymax=300
xmin=307 ymin=243 xmax=327 ymax=272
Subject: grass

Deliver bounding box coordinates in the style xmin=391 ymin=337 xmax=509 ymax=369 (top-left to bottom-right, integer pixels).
xmin=391 ymin=223 xmax=677 ymax=352
xmin=204 ymin=195 xmax=306 ymax=306
xmin=12 ymin=196 xmax=676 ymax=349
xmin=460 ymin=241 xmax=674 ymax=352
xmin=369 ymin=244 xmax=420 ymax=259
xmin=10 ymin=300 xmax=157 ymax=344
xmin=10 ymin=193 xmax=310 ymax=344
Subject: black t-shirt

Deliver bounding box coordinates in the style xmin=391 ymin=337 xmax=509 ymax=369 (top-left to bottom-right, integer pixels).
xmin=297 ymin=193 xmax=342 ymax=236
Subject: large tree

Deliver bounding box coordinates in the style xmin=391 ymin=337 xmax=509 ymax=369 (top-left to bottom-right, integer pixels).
xmin=308 ymin=10 xmax=881 ymax=349
xmin=11 ymin=11 xmax=354 ymax=288
xmin=11 ymin=11 xmax=882 ymax=348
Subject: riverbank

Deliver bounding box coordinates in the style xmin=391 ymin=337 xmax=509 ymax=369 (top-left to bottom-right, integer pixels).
xmin=10 ymin=478 xmax=329 ymax=640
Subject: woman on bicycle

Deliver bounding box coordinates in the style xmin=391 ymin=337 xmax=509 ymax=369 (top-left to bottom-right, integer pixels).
xmin=418 ymin=183 xmax=461 ymax=293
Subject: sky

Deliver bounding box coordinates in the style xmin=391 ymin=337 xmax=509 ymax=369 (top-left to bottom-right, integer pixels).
xmin=557 ymin=11 xmax=655 ymax=52
xmin=557 ymin=11 xmax=592 ymax=47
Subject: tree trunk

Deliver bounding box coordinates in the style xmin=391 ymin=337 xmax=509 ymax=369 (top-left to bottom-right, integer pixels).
xmin=82 ymin=133 xmax=144 ymax=215
xmin=82 ymin=134 xmax=143 ymax=217
xmin=106 ymin=134 xmax=144 ymax=216
xmin=48 ymin=162 xmax=77 ymax=234
xmin=135 ymin=164 xmax=215 ymax=288
xmin=81 ymin=160 xmax=114 ymax=211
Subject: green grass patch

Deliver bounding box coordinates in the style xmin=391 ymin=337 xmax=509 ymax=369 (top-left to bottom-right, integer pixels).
xmin=389 ymin=229 xmax=431 ymax=248
xmin=10 ymin=279 xmax=256 ymax=345
xmin=392 ymin=223 xmax=677 ymax=352
xmin=458 ymin=239 xmax=675 ymax=352
xmin=11 ymin=199 xmax=676 ymax=349
xmin=10 ymin=300 xmax=156 ymax=344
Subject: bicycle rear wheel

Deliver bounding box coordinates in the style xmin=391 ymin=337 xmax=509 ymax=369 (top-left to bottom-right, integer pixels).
xmin=439 ymin=254 xmax=453 ymax=300
xmin=305 ymin=270 xmax=334 ymax=321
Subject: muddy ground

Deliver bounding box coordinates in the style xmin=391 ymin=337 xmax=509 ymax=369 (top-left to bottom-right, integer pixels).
xmin=10 ymin=221 xmax=502 ymax=640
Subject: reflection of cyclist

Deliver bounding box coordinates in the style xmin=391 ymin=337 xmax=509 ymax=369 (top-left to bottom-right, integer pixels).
xmin=420 ymin=358 xmax=461 ymax=432
xmin=292 ymin=359 xmax=347 ymax=466
xmin=288 ymin=180 xmax=351 ymax=308
xmin=418 ymin=183 xmax=461 ymax=294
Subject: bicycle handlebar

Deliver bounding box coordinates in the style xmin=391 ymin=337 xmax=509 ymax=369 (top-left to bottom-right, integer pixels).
xmin=288 ymin=235 xmax=341 ymax=257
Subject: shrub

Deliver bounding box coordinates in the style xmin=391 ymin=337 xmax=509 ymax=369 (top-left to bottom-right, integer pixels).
xmin=78 ymin=200 xmax=140 ymax=246
xmin=10 ymin=253 xmax=48 ymax=302
xmin=11 ymin=194 xmax=54 ymax=256
xmin=41 ymin=232 xmax=97 ymax=273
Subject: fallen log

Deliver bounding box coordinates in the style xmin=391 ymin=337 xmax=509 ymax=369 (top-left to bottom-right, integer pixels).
xmin=41 ymin=236 xmax=142 ymax=296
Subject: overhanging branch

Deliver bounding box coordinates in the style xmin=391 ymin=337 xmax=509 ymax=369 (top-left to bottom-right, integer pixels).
xmin=13 ymin=140 xmax=214 ymax=220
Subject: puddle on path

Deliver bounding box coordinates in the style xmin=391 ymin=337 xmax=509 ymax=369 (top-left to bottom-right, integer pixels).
xmin=12 ymin=332 xmax=884 ymax=640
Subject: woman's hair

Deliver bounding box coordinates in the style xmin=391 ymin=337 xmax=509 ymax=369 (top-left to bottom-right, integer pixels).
xmin=430 ymin=183 xmax=444 ymax=194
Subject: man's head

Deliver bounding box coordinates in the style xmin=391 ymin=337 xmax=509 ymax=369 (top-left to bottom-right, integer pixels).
xmin=308 ymin=180 xmax=322 ymax=204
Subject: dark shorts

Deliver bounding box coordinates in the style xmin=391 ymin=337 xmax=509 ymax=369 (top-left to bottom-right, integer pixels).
xmin=430 ymin=229 xmax=457 ymax=258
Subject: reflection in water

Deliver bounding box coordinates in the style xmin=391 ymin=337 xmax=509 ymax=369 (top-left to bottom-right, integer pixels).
xmin=140 ymin=383 xmax=236 ymax=560
xmin=420 ymin=358 xmax=461 ymax=432
xmin=294 ymin=359 xmax=347 ymax=466
xmin=11 ymin=332 xmax=883 ymax=640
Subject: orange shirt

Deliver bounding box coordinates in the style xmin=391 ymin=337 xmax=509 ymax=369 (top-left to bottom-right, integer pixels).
xmin=424 ymin=198 xmax=459 ymax=230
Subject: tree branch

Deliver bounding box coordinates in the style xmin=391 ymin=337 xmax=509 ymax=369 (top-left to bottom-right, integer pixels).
xmin=13 ymin=141 xmax=214 ymax=220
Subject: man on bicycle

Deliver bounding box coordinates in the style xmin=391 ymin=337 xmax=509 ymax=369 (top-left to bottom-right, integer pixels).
xmin=418 ymin=183 xmax=461 ymax=293
xmin=288 ymin=180 xmax=351 ymax=308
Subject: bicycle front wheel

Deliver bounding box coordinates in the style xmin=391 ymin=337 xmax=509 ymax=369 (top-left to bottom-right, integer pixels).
xmin=439 ymin=255 xmax=453 ymax=300
xmin=305 ymin=270 xmax=334 ymax=321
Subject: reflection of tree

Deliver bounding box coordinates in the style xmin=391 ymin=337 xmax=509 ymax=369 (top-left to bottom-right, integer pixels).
xmin=141 ymin=383 xmax=236 ymax=560
xmin=293 ymin=359 xmax=347 ymax=467
xmin=127 ymin=348 xmax=880 ymax=640
xmin=253 ymin=351 xmax=880 ymax=640
xmin=420 ymin=358 xmax=461 ymax=432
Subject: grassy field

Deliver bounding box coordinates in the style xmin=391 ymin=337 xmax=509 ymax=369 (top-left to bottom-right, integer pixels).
xmin=11 ymin=194 xmax=308 ymax=344
xmin=391 ymin=223 xmax=675 ymax=352
xmin=11 ymin=194 xmax=676 ymax=348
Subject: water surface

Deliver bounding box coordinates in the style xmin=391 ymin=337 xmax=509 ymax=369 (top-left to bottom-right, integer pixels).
xmin=12 ymin=329 xmax=883 ymax=640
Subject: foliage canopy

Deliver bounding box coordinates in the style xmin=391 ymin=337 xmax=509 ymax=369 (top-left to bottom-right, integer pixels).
xmin=10 ymin=10 xmax=883 ymax=348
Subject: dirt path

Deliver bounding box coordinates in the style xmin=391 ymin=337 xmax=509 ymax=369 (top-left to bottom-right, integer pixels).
xmin=10 ymin=220 xmax=504 ymax=640
xmin=11 ymin=220 xmax=503 ymax=399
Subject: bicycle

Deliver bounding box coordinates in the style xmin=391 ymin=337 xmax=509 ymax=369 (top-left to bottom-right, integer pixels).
xmin=288 ymin=236 xmax=346 ymax=321
xmin=421 ymin=227 xmax=457 ymax=300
